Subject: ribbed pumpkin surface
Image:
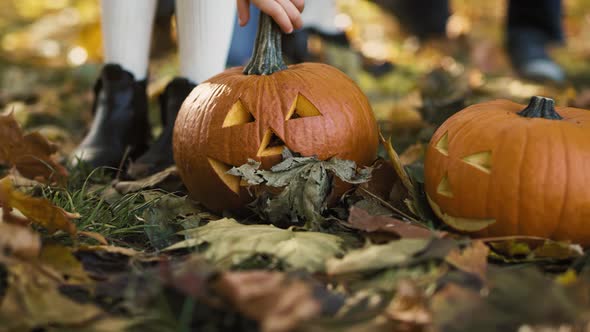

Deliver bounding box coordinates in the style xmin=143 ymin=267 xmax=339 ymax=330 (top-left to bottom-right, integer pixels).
xmin=425 ymin=99 xmax=590 ymax=245
xmin=173 ymin=63 xmax=378 ymax=212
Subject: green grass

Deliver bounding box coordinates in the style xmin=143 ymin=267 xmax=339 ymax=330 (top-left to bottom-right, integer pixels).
xmin=42 ymin=163 xmax=161 ymax=249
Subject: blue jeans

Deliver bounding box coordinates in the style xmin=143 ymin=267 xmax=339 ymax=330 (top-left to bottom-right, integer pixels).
xmin=226 ymin=5 xmax=260 ymax=67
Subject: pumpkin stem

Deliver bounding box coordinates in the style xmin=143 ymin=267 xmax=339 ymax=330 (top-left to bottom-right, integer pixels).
xmin=243 ymin=13 xmax=288 ymax=75
xmin=517 ymin=96 xmax=563 ymax=120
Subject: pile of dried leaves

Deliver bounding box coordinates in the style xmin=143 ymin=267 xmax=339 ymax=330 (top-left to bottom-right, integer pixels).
xmin=1 ymin=110 xmax=590 ymax=332
xmin=3 ymin=0 xmax=590 ymax=331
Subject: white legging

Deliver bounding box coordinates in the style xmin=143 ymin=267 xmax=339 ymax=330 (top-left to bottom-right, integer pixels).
xmin=302 ymin=0 xmax=341 ymax=34
xmin=100 ymin=0 xmax=236 ymax=83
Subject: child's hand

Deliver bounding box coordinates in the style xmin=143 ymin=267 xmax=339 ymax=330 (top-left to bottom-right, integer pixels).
xmin=237 ymin=0 xmax=304 ymax=33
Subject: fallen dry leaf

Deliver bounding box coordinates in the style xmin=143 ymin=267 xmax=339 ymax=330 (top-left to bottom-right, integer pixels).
xmin=0 ymin=112 xmax=67 ymax=183
xmin=214 ymin=271 xmax=321 ymax=332
xmin=326 ymin=239 xmax=431 ymax=275
xmin=114 ymin=166 xmax=183 ymax=194
xmin=347 ymin=206 xmax=436 ymax=239
xmin=76 ymin=245 xmax=141 ymax=257
xmin=167 ymin=218 xmax=345 ymax=272
xmin=445 ymin=241 xmax=489 ymax=282
xmin=481 ymin=236 xmax=583 ymax=262
xmin=0 ymin=261 xmax=104 ymax=330
xmin=386 ymin=279 xmax=431 ymax=326
xmin=78 ymin=230 xmax=108 ymax=245
xmin=380 ymin=134 xmax=415 ymax=196
xmin=0 ymin=176 xmax=78 ymax=235
xmin=0 ymin=222 xmax=41 ymax=259
xmin=360 ymin=159 xmax=399 ymax=202
xmin=38 ymin=243 xmax=91 ymax=284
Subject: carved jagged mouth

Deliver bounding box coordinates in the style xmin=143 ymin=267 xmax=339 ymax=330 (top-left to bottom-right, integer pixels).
xmin=427 ymin=194 xmax=496 ymax=232
xmin=208 ymin=158 xmax=241 ymax=193
xmin=257 ymin=129 xmax=286 ymax=157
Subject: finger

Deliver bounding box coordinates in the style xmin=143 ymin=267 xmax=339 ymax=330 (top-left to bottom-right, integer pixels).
xmin=276 ymin=0 xmax=303 ymax=30
xmin=290 ymin=0 xmax=304 ymax=12
xmin=255 ymin=0 xmax=293 ymax=33
xmin=237 ymin=0 xmax=251 ymax=26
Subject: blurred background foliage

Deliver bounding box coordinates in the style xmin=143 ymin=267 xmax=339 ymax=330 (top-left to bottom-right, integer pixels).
xmin=1 ymin=0 xmax=590 ymax=155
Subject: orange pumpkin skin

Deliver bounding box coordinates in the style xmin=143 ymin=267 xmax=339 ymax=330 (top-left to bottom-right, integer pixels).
xmin=173 ymin=63 xmax=379 ymax=212
xmin=425 ymin=97 xmax=590 ymax=245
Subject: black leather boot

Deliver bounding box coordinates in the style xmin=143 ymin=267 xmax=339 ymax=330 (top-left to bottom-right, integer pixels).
xmin=71 ymin=64 xmax=151 ymax=170
xmin=126 ymin=77 xmax=196 ymax=179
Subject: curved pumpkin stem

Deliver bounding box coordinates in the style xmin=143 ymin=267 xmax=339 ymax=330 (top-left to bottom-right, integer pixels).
xmin=243 ymin=13 xmax=288 ymax=76
xmin=517 ymin=96 xmax=563 ymax=120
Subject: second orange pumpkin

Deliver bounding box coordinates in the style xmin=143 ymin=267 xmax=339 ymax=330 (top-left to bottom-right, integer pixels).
xmin=425 ymin=96 xmax=590 ymax=245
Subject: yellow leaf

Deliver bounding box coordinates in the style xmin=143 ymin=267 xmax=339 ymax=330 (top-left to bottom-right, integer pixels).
xmin=0 ymin=261 xmax=103 ymax=330
xmin=555 ymin=269 xmax=577 ymax=286
xmin=39 ymin=244 xmax=91 ymax=284
xmin=380 ymin=133 xmax=415 ymax=195
xmin=0 ymin=176 xmax=78 ymax=235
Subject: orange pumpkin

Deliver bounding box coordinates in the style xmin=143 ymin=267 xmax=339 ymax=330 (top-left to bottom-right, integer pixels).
xmin=425 ymin=96 xmax=590 ymax=245
xmin=173 ymin=14 xmax=378 ymax=212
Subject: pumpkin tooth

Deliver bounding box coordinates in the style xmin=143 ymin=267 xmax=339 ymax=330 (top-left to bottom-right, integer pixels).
xmin=207 ymin=158 xmax=240 ymax=193
xmin=257 ymin=129 xmax=286 ymax=157
xmin=435 ymin=132 xmax=449 ymax=156
xmin=462 ymin=151 xmax=492 ymax=174
xmin=427 ymin=195 xmax=495 ymax=232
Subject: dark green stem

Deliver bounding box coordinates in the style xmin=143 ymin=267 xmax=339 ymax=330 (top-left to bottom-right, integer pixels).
xmin=243 ymin=13 xmax=287 ymax=75
xmin=517 ymin=96 xmax=562 ymax=120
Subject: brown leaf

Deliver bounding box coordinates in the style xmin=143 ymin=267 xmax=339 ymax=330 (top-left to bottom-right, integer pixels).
xmin=430 ymin=283 xmax=483 ymax=330
xmin=399 ymin=143 xmax=425 ymax=166
xmin=361 ymin=159 xmax=399 ymax=202
xmin=114 ymin=166 xmax=183 ymax=194
xmin=0 ymin=112 xmax=67 ymax=183
xmin=0 ymin=176 xmax=78 ymax=235
xmin=347 ymin=206 xmax=435 ymax=239
xmin=0 ymin=223 xmax=41 ymax=259
xmin=445 ymin=241 xmax=489 ymax=282
xmin=214 ymin=271 xmax=321 ymax=332
xmin=78 ymin=231 xmax=108 ymax=245
xmin=76 ymin=245 xmax=142 ymax=257
xmin=386 ymin=280 xmax=431 ymax=326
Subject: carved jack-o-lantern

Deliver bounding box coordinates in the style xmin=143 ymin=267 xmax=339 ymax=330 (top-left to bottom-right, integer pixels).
xmin=425 ymin=96 xmax=590 ymax=245
xmin=173 ymin=14 xmax=379 ymax=212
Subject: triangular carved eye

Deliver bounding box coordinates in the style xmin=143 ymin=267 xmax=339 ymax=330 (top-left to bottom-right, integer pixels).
xmin=435 ymin=132 xmax=449 ymax=156
xmin=437 ymin=173 xmax=453 ymax=198
xmin=462 ymin=151 xmax=492 ymax=174
xmin=285 ymin=94 xmax=322 ymax=120
xmin=257 ymin=129 xmax=286 ymax=157
xmin=208 ymin=158 xmax=240 ymax=193
xmin=223 ymin=100 xmax=255 ymax=127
